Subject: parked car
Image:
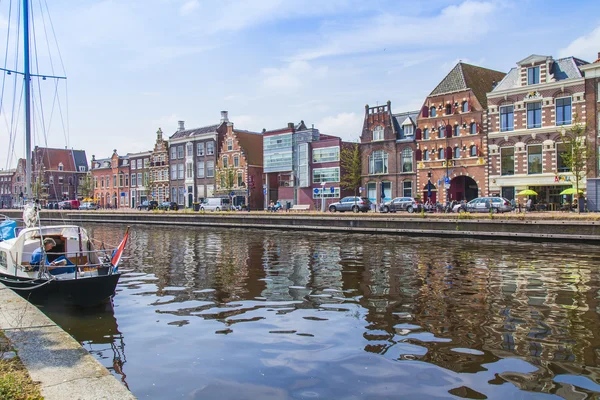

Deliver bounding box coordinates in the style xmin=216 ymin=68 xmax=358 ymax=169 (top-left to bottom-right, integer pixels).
xmin=465 ymin=197 xmax=513 ymax=213
xmin=381 ymin=197 xmax=421 ymax=213
xmin=200 ymin=197 xmax=231 ymax=212
xmin=328 ymin=196 xmax=371 ymax=213
xmin=158 ymin=201 xmax=178 ymax=211
xmin=78 ymin=202 xmax=98 ymax=210
xmin=138 ymin=200 xmax=158 ymax=211
xmin=58 ymin=200 xmax=72 ymax=210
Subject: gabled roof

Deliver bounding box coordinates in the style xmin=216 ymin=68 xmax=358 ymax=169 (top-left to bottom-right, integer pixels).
xmin=234 ymin=130 xmax=263 ymax=166
xmin=517 ymin=54 xmax=552 ymax=66
xmin=263 ymin=121 xmax=307 ymax=135
xmin=391 ymin=110 xmax=419 ymax=134
xmin=34 ymin=147 xmax=76 ymax=172
xmin=72 ymin=150 xmax=88 ymax=172
xmin=170 ymin=124 xmax=220 ymax=140
xmin=429 ymin=62 xmax=505 ymax=108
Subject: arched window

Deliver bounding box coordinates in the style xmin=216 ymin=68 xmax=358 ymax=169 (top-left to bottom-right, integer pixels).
xmin=454 ymin=147 xmax=461 ymax=159
xmin=401 ymin=148 xmax=413 ymax=172
xmin=438 ymin=148 xmax=445 ymax=159
xmin=372 ymin=126 xmax=384 ymax=141
xmin=430 ymin=107 xmax=436 ymax=117
xmin=462 ymin=101 xmax=469 ymax=112
xmin=439 ymin=126 xmax=445 ymax=139
xmin=470 ymin=145 xmax=477 ymax=157
xmin=470 ymin=122 xmax=477 ymax=134
xmin=423 ymin=150 xmax=429 ymax=161
xmin=369 ymin=151 xmax=388 ymax=174
xmin=454 ymin=125 xmax=460 ymax=136
xmin=445 ymin=104 xmax=452 ymax=115
xmin=222 ymin=155 xmax=228 ymax=168
xmin=423 ymin=128 xmax=429 ymax=140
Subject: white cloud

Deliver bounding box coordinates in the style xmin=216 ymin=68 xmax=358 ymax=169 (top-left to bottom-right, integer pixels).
xmin=261 ymin=61 xmax=328 ymax=90
xmin=180 ymin=0 xmax=199 ymax=16
xmin=316 ymin=112 xmax=362 ymax=141
xmin=559 ymin=25 xmax=600 ymax=60
xmin=293 ymin=1 xmax=498 ymax=61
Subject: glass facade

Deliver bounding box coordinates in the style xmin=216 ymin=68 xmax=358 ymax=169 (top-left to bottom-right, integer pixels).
xmin=312 ymin=146 xmax=339 ymax=163
xmin=500 ymin=148 xmax=514 ymax=176
xmin=313 ymin=167 xmax=340 ymax=184
xmin=264 ymin=133 xmax=293 ymax=173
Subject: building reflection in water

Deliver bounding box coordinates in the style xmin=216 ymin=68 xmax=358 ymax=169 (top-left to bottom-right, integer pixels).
xmin=71 ymin=224 xmax=600 ymax=398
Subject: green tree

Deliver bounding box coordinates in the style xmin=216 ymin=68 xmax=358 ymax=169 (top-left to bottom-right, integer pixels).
xmin=560 ymin=116 xmax=592 ymax=213
xmin=78 ymin=172 xmax=95 ymax=199
xmin=340 ymin=143 xmax=362 ymax=204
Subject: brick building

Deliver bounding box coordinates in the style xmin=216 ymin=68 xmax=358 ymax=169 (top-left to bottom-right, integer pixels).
xmin=168 ymin=113 xmax=228 ymax=208
xmin=12 ymin=159 xmax=26 ymax=207
xmin=0 ymin=169 xmax=15 ymax=208
xmin=216 ymin=122 xmax=264 ymax=210
xmin=91 ymin=150 xmax=130 ymax=208
xmin=487 ymin=54 xmax=589 ymax=204
xmin=32 ymin=146 xmax=89 ymax=204
xmin=360 ymin=102 xmax=419 ymax=204
xmin=416 ymin=62 xmax=505 ymax=204
xmin=128 ymin=150 xmax=151 ymax=208
xmin=580 ymin=52 xmax=600 ymax=178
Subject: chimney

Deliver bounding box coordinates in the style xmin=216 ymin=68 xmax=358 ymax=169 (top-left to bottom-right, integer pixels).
xmin=178 ymin=121 xmax=185 ymax=132
xmin=287 ymin=122 xmax=294 ymax=129
xmin=220 ymin=111 xmax=229 ymax=123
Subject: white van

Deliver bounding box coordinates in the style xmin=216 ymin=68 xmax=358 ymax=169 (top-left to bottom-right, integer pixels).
xmin=200 ymin=197 xmax=231 ymax=212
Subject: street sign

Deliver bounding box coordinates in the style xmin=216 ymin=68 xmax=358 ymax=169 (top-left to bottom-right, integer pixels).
xmin=230 ymin=191 xmax=235 ymax=197
xmin=263 ymin=189 xmax=267 ymax=195
xmin=313 ymin=188 xmax=320 ymax=194
xmin=263 ymin=184 xmax=267 ymax=189
xmin=444 ymin=176 xmax=450 ymax=185
xmin=445 ymin=183 xmax=451 ymax=190
xmin=330 ymin=187 xmax=335 ymax=193
xmin=359 ymin=187 xmax=364 ymax=192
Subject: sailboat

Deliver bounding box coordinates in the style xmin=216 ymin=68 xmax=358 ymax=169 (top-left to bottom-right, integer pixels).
xmin=0 ymin=0 xmax=126 ymax=306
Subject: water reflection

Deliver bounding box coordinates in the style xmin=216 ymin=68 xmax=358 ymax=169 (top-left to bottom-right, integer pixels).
xmin=44 ymin=224 xmax=600 ymax=399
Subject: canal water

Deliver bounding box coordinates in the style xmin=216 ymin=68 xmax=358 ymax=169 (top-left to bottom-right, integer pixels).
xmin=42 ymin=223 xmax=600 ymax=399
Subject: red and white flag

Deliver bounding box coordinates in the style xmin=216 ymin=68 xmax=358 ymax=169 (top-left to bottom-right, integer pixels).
xmin=111 ymin=227 xmax=130 ymax=269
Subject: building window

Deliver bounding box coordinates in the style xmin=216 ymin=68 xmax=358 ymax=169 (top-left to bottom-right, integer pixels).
xmin=197 ymin=161 xmax=205 ymax=178
xmin=177 ymin=146 xmax=184 ymax=159
xmin=58 ymin=163 xmax=63 ymax=171
xmin=113 ymin=174 xmax=117 ymax=187
xmin=454 ymin=147 xmax=461 ymax=159
xmin=403 ymin=180 xmax=412 ymax=197
xmin=186 ymin=162 xmax=193 ymax=179
xmin=401 ymin=148 xmax=413 ymax=172
xmin=119 ymin=174 xmax=124 ymax=187
xmin=206 ymin=141 xmax=215 ymax=155
xmin=423 ymin=128 xmax=429 ymax=140
xmin=170 ymin=147 xmax=176 ymax=160
xmin=186 ymin=143 xmax=193 ymax=156
xmin=237 ymin=172 xmax=243 ymax=187
xmin=206 ymin=161 xmax=215 ymax=177
xmin=233 ymin=155 xmax=239 ymax=167
xmin=438 ymin=148 xmax=445 ymax=159
xmin=556 ymin=142 xmax=570 ymax=172
xmin=137 ymin=173 xmax=142 ymax=186
xmin=137 ymin=159 xmax=142 ymax=169
xmin=313 ymin=167 xmax=340 ymax=184
xmin=404 ymin=125 xmax=414 ymax=137
xmin=527 ymin=66 xmax=540 ymax=85
xmin=454 ymin=125 xmax=460 ymax=137
xmin=227 ymin=139 xmax=233 ymax=151
xmin=527 ymin=145 xmax=542 ymax=174
xmin=470 ymin=123 xmax=477 ymax=134
xmin=171 ymin=165 xmax=177 ymax=180
xmin=445 ymin=104 xmax=452 ymax=115
xmin=222 ymin=156 xmax=228 ymax=168
xmin=500 ymin=105 xmax=514 ymax=132
xmin=462 ymin=101 xmax=469 ymax=113
xmin=177 ymin=164 xmax=184 ymax=179
xmin=439 ymin=126 xmax=445 ymax=139
xmin=423 ymin=150 xmax=429 ymax=161
xmin=369 ymin=151 xmax=388 ymax=175
xmin=372 ymin=126 xmax=384 ymax=141
xmin=430 ymin=106 xmax=436 ymax=117
xmin=49 ymin=175 xmax=54 ymax=185
xmin=197 ymin=143 xmax=205 ymax=156
xmin=556 ymin=97 xmax=572 ymax=126
xmin=131 ymin=174 xmax=136 ymax=187
xmin=501 ymin=147 xmax=514 ymax=176
xmin=312 ymin=146 xmax=340 ymax=163
xmin=470 ymin=146 xmax=477 ymax=157
xmin=527 ymin=102 xmax=542 ymax=129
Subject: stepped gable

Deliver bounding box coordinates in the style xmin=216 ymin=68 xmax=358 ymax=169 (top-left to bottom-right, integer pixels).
xmin=234 ymin=130 xmax=263 ymax=166
xmin=430 ymin=62 xmax=505 ymax=108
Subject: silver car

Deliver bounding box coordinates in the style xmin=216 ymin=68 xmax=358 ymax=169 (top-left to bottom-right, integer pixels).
xmin=328 ymin=197 xmax=371 ymax=213
xmin=381 ymin=197 xmax=421 ymax=213
xmin=465 ymin=197 xmax=513 ymax=213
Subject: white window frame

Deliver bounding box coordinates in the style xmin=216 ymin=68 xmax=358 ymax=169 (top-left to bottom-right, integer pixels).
xmin=372 ymin=126 xmax=384 ymax=141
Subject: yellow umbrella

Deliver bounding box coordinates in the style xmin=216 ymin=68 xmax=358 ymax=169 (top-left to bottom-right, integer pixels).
xmin=559 ymin=188 xmax=583 ymax=195
xmin=517 ymin=189 xmax=537 ymax=196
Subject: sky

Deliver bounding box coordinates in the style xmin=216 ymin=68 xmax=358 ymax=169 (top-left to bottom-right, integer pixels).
xmin=0 ymin=0 xmax=599 ymax=169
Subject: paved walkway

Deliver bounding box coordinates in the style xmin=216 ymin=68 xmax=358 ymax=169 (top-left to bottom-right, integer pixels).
xmin=0 ymin=284 xmax=135 ymax=400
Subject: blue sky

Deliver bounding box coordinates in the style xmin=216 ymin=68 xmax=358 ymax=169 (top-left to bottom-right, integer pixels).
xmin=1 ymin=0 xmax=599 ymax=169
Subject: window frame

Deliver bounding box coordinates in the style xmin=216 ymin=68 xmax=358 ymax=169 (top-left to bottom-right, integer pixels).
xmin=372 ymin=126 xmax=384 ymax=141
xmin=526 ymin=101 xmax=542 ymax=129
xmin=500 ymin=105 xmax=514 ymax=132
xmin=401 ymin=148 xmax=413 ymax=173
xmin=555 ymin=97 xmax=572 ymax=126
xmin=527 ymin=144 xmax=543 ymax=175
xmin=527 ymin=66 xmax=540 ymax=85
xmin=500 ymin=147 xmax=515 ymax=176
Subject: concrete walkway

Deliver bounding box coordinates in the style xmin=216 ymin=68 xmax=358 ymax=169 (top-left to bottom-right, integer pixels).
xmin=0 ymin=284 xmax=135 ymax=399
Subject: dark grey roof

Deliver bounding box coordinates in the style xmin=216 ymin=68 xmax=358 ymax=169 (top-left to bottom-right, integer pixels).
xmin=170 ymin=124 xmax=220 ymax=140
xmin=430 ymin=63 xmax=466 ymax=96
xmin=492 ymin=67 xmax=519 ymax=92
xmin=72 ymin=150 xmax=89 ymax=172
xmin=392 ymin=111 xmax=419 ymax=130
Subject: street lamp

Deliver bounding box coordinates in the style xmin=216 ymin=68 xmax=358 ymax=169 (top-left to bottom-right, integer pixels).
xmin=427 ymin=169 xmax=432 ymax=203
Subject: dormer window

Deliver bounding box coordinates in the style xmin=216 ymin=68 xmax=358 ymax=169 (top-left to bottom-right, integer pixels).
xmin=527 ymin=66 xmax=540 ymax=85
xmin=372 ymin=126 xmax=384 ymax=141
xmin=58 ymin=162 xmax=63 ymax=171
xmin=404 ymin=125 xmax=414 ymax=136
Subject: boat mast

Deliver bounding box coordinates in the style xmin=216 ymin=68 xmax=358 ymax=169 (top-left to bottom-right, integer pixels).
xmin=23 ymin=0 xmax=32 ymax=202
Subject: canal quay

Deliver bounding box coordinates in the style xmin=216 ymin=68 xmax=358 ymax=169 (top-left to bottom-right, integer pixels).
xmin=32 ymin=222 xmax=600 ymax=399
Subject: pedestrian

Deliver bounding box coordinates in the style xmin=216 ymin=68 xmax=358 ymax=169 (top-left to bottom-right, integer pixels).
xmin=526 ymin=197 xmax=532 ymax=212
xmin=510 ymin=198 xmax=516 ymax=212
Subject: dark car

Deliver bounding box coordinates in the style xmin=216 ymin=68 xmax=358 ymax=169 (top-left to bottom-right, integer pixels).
xmin=138 ymin=200 xmax=158 ymax=211
xmin=381 ymin=197 xmax=421 ymax=213
xmin=158 ymin=201 xmax=178 ymax=211
xmin=328 ymin=196 xmax=371 ymax=213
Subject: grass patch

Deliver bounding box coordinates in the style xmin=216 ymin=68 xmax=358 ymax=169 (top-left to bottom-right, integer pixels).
xmin=0 ymin=332 xmax=42 ymax=400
